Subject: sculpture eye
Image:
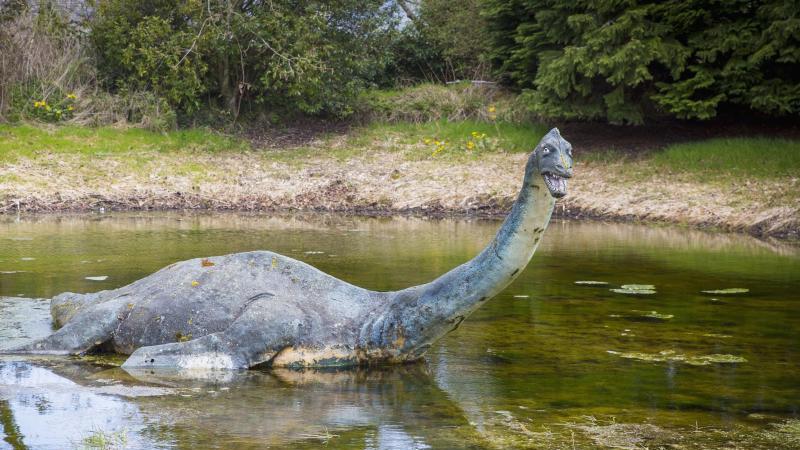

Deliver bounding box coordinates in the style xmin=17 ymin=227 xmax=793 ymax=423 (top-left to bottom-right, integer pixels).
xmin=542 ymin=146 xmax=551 ymax=154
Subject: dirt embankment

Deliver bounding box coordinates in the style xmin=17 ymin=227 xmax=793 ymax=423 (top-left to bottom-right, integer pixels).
xmin=1 ymin=149 xmax=797 ymax=240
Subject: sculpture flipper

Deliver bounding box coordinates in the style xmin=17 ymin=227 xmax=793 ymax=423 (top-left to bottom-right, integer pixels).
xmin=121 ymin=295 xmax=307 ymax=370
xmin=8 ymin=296 xmax=130 ymax=355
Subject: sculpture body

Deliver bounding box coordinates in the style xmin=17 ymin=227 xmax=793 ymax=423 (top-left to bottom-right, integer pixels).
xmin=8 ymin=129 xmax=573 ymax=369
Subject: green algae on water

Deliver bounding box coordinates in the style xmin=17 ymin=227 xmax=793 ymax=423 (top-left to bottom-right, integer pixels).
xmin=85 ymin=276 xmax=109 ymax=281
xmin=621 ymin=284 xmax=655 ymax=290
xmin=608 ymin=350 xmax=746 ymax=366
xmin=763 ymin=419 xmax=800 ymax=447
xmin=612 ymin=284 xmax=657 ymax=295
xmin=82 ymin=429 xmax=129 ymax=449
xmin=703 ymin=333 xmax=732 ymax=338
xmin=637 ymin=310 xmax=673 ymax=320
xmin=74 ymin=353 xmax=129 ymax=367
xmin=574 ymin=280 xmax=609 ymax=286
xmin=701 ymin=288 xmax=749 ymax=295
xmin=689 ymin=354 xmax=748 ymax=365
xmin=611 ymin=288 xmax=656 ymax=295
xmin=568 ymin=419 xmax=674 ymax=450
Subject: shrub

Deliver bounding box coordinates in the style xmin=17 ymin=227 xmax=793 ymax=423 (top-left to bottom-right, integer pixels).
xmin=0 ymin=3 xmax=176 ymax=130
xmin=91 ymin=3 xmax=208 ymax=114
xmin=91 ymin=0 xmax=394 ymax=120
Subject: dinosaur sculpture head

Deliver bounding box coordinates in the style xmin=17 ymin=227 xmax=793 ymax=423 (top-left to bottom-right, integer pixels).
xmin=529 ymin=128 xmax=573 ymax=198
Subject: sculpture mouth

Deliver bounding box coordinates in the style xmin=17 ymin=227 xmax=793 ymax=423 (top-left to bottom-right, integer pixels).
xmin=542 ymin=172 xmax=568 ymax=198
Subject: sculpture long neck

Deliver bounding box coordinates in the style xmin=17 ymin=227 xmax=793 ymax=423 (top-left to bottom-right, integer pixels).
xmin=387 ymin=168 xmax=556 ymax=352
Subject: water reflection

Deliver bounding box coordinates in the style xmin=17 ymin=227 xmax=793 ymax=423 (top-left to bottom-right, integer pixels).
xmin=0 ymin=361 xmax=156 ymax=449
xmin=136 ymin=365 xmax=481 ymax=448
xmin=0 ymin=358 xmax=491 ymax=450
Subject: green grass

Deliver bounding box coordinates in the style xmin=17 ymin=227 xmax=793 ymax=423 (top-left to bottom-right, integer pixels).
xmin=81 ymin=428 xmax=128 ymax=449
xmin=4 ymin=124 xmax=797 ymax=184
xmin=650 ymin=138 xmax=800 ymax=179
xmin=358 ymin=120 xmax=550 ymax=153
xmin=0 ymin=124 xmax=249 ymax=162
xmin=266 ymin=120 xmax=550 ymax=166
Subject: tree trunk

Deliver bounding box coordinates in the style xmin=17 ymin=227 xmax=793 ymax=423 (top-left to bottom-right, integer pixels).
xmin=218 ymin=0 xmax=237 ymax=117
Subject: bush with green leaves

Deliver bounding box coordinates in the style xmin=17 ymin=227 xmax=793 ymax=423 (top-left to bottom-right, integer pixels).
xmin=92 ymin=0 xmax=393 ymax=119
xmin=483 ymin=0 xmax=800 ymax=124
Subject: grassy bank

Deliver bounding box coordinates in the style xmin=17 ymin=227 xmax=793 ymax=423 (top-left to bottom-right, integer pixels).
xmin=0 ymin=124 xmax=246 ymax=161
xmin=0 ymin=123 xmax=798 ymax=239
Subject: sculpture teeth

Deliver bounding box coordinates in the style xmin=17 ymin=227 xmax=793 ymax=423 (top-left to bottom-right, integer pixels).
xmin=544 ymin=173 xmax=567 ymax=196
xmin=545 ymin=174 xmax=558 ymax=189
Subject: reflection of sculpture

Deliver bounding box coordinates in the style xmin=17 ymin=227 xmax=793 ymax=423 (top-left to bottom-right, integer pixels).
xmin=0 ymin=360 xmax=159 ymax=449
xmin=132 ymin=365 xmax=481 ymax=448
xmin=8 ymin=129 xmax=573 ymax=370
xmin=0 ymin=360 xmax=488 ymax=449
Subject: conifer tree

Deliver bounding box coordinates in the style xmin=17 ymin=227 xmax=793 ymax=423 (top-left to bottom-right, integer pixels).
xmin=483 ymin=0 xmax=800 ymax=124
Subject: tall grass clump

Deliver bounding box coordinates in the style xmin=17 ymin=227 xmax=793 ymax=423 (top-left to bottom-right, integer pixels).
xmin=0 ymin=4 xmax=91 ymax=120
xmin=0 ymin=3 xmax=175 ymax=130
xmin=354 ymin=82 xmax=532 ymax=124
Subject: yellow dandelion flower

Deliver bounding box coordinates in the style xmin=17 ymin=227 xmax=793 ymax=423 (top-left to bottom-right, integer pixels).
xmin=488 ymin=105 xmax=496 ymax=113
xmin=466 ymin=140 xmax=475 ymax=150
xmin=423 ymin=138 xmax=432 ymax=145
xmin=191 ymin=281 xmax=199 ymax=287
xmin=67 ymin=93 xmax=77 ymax=99
xmin=67 ymin=105 xmax=74 ymax=111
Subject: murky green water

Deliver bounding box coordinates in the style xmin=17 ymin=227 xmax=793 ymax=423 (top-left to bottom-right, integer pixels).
xmin=1 ymin=213 xmax=799 ymax=449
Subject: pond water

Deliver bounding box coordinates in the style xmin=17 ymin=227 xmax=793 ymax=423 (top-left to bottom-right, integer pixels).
xmin=0 ymin=213 xmax=798 ymax=449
